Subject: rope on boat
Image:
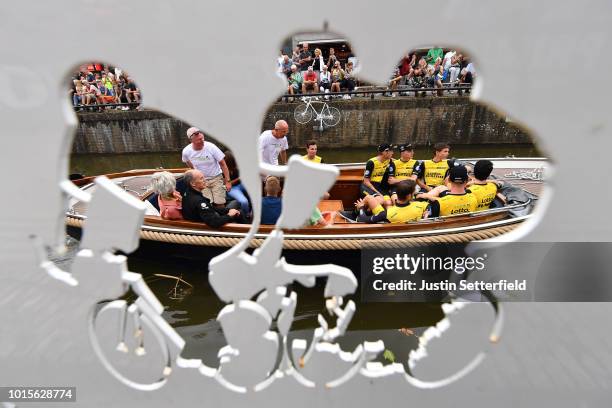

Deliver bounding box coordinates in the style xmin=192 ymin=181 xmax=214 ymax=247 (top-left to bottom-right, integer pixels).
xmin=66 ymin=216 xmax=518 ymax=250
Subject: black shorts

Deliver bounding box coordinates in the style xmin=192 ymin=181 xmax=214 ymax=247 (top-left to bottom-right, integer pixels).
xmin=360 ymin=181 xmax=389 ymax=197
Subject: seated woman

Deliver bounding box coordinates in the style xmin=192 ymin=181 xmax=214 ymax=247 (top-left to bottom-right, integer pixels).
xmin=150 ymin=171 xmax=183 ymax=220
xmin=261 ymin=176 xmax=282 ymax=225
xmin=223 ymin=150 xmax=251 ymax=217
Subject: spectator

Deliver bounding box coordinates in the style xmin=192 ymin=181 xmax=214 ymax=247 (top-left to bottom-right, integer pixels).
xmin=330 ymin=61 xmax=344 ymax=94
xmin=312 ymin=48 xmax=324 ymax=72
xmin=223 ymin=150 xmax=251 ymax=216
xmin=124 ymin=76 xmax=140 ymax=106
xmin=302 ymin=140 xmax=322 ymax=163
xmin=425 ymin=46 xmax=444 ymax=66
xmin=458 ymin=67 xmax=473 ymax=94
xmin=287 ymin=64 xmax=303 ymax=97
xmin=261 ymin=176 xmax=282 ymax=225
xmin=443 ymin=49 xmax=456 ymax=71
xmin=319 ymin=65 xmax=331 ymax=96
xmin=341 ymin=61 xmax=356 ymax=98
xmin=302 ymin=66 xmax=318 ymax=94
xmin=150 ymin=171 xmax=183 ymax=220
xmin=72 ymin=78 xmax=85 ymax=108
xmin=279 ymin=55 xmax=293 ymax=78
xmin=326 ymin=47 xmax=338 ymax=69
xmin=398 ymin=52 xmax=415 ymax=77
xmin=448 ymin=54 xmax=462 ymax=86
xmin=388 ymin=67 xmax=402 ymax=96
xmin=292 ymin=45 xmax=301 ymax=67
xmin=298 ymin=42 xmax=312 ymax=71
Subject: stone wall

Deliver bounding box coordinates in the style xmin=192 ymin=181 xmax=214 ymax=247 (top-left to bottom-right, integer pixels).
xmin=72 ymin=97 xmax=532 ymax=153
xmin=264 ymin=96 xmax=532 ymax=149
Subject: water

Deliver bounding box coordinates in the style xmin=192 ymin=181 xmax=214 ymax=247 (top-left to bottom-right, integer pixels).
xmin=69 ymin=143 xmax=541 ymax=176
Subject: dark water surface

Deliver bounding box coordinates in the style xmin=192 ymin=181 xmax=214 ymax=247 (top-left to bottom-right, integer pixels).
xmin=70 ymin=143 xmax=541 ymax=176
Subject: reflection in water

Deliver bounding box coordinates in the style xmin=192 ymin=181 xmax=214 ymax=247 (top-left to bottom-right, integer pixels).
xmin=53 ymin=236 xmax=445 ymax=371
xmin=124 ymin=254 xmax=444 ymax=371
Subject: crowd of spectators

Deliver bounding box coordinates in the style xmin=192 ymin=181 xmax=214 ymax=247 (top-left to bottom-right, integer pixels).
xmin=277 ymin=44 xmax=475 ymax=98
xmin=70 ymin=63 xmax=141 ymax=111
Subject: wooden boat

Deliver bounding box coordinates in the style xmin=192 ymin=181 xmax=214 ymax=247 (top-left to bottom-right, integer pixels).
xmin=66 ymin=158 xmax=545 ymax=258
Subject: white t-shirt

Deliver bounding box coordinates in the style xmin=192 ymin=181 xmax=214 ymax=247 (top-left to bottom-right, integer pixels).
xmin=182 ymin=142 xmax=225 ymax=177
xmin=259 ymin=130 xmax=288 ymax=165
xmin=443 ymin=51 xmax=456 ymax=70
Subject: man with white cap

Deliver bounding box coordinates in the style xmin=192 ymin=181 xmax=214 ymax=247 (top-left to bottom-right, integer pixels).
xmin=182 ymin=127 xmax=232 ymax=207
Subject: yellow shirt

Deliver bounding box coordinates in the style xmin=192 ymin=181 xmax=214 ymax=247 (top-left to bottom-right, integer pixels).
xmin=469 ymin=182 xmax=498 ymax=211
xmin=392 ymin=159 xmax=418 ymax=180
xmin=302 ymin=154 xmax=322 ymax=163
xmin=364 ymin=156 xmax=391 ymax=183
xmin=431 ymin=192 xmax=478 ymax=217
xmin=372 ymin=201 xmax=428 ymax=223
xmin=421 ymin=159 xmax=450 ymax=187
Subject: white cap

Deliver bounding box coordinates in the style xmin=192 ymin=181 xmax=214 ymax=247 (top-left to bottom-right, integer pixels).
xmin=186 ymin=127 xmax=201 ymax=138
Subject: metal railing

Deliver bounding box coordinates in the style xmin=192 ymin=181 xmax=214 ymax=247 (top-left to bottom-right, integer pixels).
xmin=279 ymin=84 xmax=472 ymax=102
xmin=72 ymin=102 xmax=142 ymax=112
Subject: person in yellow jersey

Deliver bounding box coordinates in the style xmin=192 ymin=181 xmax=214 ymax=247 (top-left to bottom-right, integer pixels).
xmin=355 ymin=180 xmax=428 ymax=223
xmin=467 ymin=159 xmax=506 ymax=211
xmin=360 ymin=143 xmax=395 ymax=198
xmin=387 ymin=143 xmax=420 ymax=204
xmin=302 ymin=140 xmax=323 ymax=163
xmin=416 ymin=142 xmax=456 ymax=191
xmin=423 ymin=165 xmax=477 ymax=217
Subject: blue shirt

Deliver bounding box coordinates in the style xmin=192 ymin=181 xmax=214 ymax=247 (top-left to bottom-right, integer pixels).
xmin=261 ymin=197 xmax=282 ymax=225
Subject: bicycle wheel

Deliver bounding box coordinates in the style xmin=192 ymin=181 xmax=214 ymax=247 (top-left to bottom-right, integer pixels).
xmin=294 ymin=103 xmax=313 ymax=124
xmin=322 ymin=106 xmax=341 ymax=127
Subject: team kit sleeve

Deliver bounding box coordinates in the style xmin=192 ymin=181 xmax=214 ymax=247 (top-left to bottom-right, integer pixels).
xmin=427 ymin=200 xmax=440 ymax=218
xmin=363 ymin=160 xmax=374 ymax=178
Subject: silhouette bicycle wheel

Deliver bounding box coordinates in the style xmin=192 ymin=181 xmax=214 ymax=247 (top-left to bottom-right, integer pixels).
xmin=294 ymin=103 xmax=312 ymax=124
xmin=322 ymin=106 xmax=341 ymax=127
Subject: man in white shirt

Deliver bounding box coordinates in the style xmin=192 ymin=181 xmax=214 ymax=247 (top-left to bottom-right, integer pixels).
xmin=259 ymin=120 xmax=289 ymax=166
xmin=182 ymin=127 xmax=232 ymax=206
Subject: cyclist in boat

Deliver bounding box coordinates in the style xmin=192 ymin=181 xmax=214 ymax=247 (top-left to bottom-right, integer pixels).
xmin=302 ymin=140 xmax=323 ymax=163
xmin=467 ymin=159 xmax=506 ymax=211
xmin=360 ymin=143 xmax=395 ymax=202
xmin=182 ymin=169 xmax=244 ymax=228
xmin=387 ymin=143 xmax=420 ymax=204
xmin=416 ymin=142 xmax=457 ymax=192
xmin=355 ymin=180 xmax=428 ymax=223
xmin=422 ymin=165 xmax=477 ymax=217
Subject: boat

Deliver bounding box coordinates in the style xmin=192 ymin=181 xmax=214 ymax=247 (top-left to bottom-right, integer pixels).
xmin=66 ymin=158 xmax=545 ymax=260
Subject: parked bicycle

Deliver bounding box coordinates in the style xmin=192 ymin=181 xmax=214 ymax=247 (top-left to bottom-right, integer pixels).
xmin=293 ymin=96 xmax=341 ymax=131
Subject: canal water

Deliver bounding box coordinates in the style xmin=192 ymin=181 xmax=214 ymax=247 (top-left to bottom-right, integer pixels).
xmin=66 ymin=145 xmax=516 ymax=369
xmin=70 ymin=143 xmax=541 ymax=176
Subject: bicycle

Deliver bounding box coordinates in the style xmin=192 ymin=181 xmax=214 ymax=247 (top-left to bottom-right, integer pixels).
xmin=293 ymin=96 xmax=341 ymax=131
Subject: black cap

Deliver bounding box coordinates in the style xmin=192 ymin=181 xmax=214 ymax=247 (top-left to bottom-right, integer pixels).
xmin=399 ymin=143 xmax=414 ymax=152
xmin=448 ymin=165 xmax=469 ymax=183
xmin=377 ymin=143 xmax=393 ymax=152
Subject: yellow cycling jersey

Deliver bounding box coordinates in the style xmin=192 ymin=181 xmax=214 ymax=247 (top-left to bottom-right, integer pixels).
xmin=302 ymin=154 xmax=322 ymax=163
xmin=433 ymin=192 xmax=478 ymax=217
xmin=469 ymin=182 xmax=498 ymax=211
xmin=421 ymin=159 xmax=450 ymax=187
xmin=372 ymin=201 xmax=429 ymax=223
xmin=364 ymin=156 xmax=391 ymax=183
xmin=392 ymin=159 xmax=418 ymax=180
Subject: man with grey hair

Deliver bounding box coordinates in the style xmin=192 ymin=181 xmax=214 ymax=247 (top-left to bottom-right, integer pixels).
xmin=181 ymin=169 xmax=242 ymax=227
xmin=182 ymin=127 xmax=232 ymax=207
xmin=259 ymin=120 xmax=289 ymax=166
